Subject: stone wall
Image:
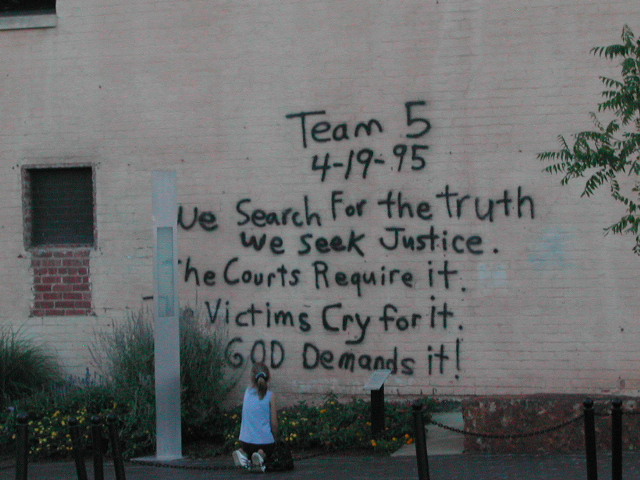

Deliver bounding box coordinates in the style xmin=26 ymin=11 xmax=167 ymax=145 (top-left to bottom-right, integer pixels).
xmin=463 ymin=396 xmax=640 ymax=453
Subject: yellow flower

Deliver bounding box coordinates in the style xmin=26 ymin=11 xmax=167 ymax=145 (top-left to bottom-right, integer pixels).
xmin=320 ymin=409 xmax=328 ymax=414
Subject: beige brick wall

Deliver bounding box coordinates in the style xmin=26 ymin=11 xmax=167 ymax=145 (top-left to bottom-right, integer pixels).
xmin=1 ymin=0 xmax=639 ymax=402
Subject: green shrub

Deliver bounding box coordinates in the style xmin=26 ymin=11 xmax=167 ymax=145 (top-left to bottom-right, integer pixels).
xmin=91 ymin=310 xmax=155 ymax=457
xmin=91 ymin=307 xmax=238 ymax=457
xmin=180 ymin=309 xmax=237 ymax=440
xmin=0 ymin=308 xmax=237 ymax=460
xmin=0 ymin=326 xmax=62 ymax=406
xmin=222 ymin=394 xmax=435 ymax=455
xmin=0 ymin=371 xmax=117 ymax=459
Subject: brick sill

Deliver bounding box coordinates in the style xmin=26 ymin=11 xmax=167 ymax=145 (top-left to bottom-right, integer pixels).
xmin=31 ymin=309 xmax=94 ymax=317
xmin=0 ymin=13 xmax=57 ymax=31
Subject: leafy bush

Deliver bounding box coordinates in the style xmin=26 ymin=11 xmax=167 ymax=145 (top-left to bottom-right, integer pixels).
xmin=180 ymin=309 xmax=238 ymax=440
xmin=0 ymin=326 xmax=62 ymax=406
xmin=0 ymin=370 xmax=116 ymax=458
xmin=0 ymin=308 xmax=237 ymax=460
xmin=538 ymin=25 xmax=640 ymax=254
xmin=221 ymin=394 xmax=435 ymax=455
xmin=0 ymin=315 xmax=434 ymax=459
xmin=91 ymin=307 xmax=238 ymax=457
xmin=91 ymin=311 xmax=156 ymax=457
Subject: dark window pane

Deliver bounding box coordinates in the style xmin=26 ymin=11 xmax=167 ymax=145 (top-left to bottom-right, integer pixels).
xmin=30 ymin=167 xmax=94 ymax=246
xmin=0 ymin=0 xmax=55 ymax=14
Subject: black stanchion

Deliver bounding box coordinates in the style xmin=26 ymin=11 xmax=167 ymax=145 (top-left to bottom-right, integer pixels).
xmin=583 ymin=398 xmax=598 ymax=480
xmin=69 ymin=417 xmax=88 ymax=480
xmin=15 ymin=413 xmax=28 ymax=480
xmin=412 ymin=403 xmax=430 ymax=480
xmin=371 ymin=386 xmax=385 ymax=438
xmin=611 ymin=399 xmax=622 ymax=480
xmin=107 ymin=414 xmax=127 ymax=480
xmin=91 ymin=415 xmax=105 ymax=480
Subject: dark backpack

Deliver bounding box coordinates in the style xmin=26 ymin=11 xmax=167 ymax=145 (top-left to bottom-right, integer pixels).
xmin=265 ymin=441 xmax=294 ymax=472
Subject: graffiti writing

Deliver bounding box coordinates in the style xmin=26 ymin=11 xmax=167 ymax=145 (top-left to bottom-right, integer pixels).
xmin=225 ymin=337 xmax=286 ymax=369
xmin=176 ymin=100 xmax=540 ymax=387
xmin=284 ymin=110 xmax=384 ymax=149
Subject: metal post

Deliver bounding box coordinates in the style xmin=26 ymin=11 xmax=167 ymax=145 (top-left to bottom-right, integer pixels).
xmin=91 ymin=416 xmax=105 ymax=480
xmin=107 ymin=414 xmax=127 ymax=480
xmin=371 ymin=386 xmax=385 ymax=438
xmin=69 ymin=417 xmax=88 ymax=480
xmin=611 ymin=399 xmax=622 ymax=480
xmin=412 ymin=403 xmax=430 ymax=480
xmin=15 ymin=413 xmax=28 ymax=480
xmin=583 ymin=398 xmax=598 ymax=480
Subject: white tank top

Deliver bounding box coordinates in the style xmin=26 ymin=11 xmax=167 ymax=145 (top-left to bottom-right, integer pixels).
xmin=239 ymin=387 xmax=275 ymax=445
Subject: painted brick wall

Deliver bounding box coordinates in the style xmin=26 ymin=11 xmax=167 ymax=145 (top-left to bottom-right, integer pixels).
xmin=0 ymin=0 xmax=639 ymax=404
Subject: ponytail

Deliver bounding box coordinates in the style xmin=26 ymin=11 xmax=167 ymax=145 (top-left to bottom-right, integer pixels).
xmin=252 ymin=363 xmax=270 ymax=400
xmin=256 ymin=375 xmax=268 ymax=400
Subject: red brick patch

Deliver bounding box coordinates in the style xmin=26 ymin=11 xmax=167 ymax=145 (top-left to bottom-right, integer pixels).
xmin=31 ymin=249 xmax=93 ymax=316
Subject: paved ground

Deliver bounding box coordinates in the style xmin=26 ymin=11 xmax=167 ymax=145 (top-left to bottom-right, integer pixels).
xmin=4 ymin=452 xmax=640 ymax=480
xmin=393 ymin=411 xmax=465 ymax=456
xmin=4 ymin=413 xmax=639 ymax=479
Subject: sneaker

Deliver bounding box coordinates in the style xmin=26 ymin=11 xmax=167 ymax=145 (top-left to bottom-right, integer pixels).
xmin=251 ymin=451 xmax=266 ymax=472
xmin=232 ymin=449 xmax=250 ymax=469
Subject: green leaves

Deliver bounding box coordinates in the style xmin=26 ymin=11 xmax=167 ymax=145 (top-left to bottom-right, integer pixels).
xmin=0 ymin=327 xmax=61 ymax=406
xmin=539 ymin=25 xmax=640 ymax=254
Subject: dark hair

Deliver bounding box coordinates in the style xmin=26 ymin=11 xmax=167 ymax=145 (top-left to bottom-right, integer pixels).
xmin=251 ymin=362 xmax=270 ymax=400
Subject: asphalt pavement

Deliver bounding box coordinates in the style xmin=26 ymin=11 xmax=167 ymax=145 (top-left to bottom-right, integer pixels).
xmin=4 ymin=451 xmax=640 ymax=480
xmin=4 ymin=412 xmax=640 ymax=479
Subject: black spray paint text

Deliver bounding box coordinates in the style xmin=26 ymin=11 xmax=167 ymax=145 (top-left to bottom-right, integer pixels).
xmin=205 ymin=299 xmax=455 ymax=345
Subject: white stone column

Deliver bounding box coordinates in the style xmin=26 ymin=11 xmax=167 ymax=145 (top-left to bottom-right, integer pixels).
xmin=152 ymin=171 xmax=182 ymax=460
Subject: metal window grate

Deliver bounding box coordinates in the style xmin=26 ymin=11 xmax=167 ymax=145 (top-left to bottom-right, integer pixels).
xmin=29 ymin=167 xmax=94 ymax=247
xmin=0 ymin=0 xmax=55 ymax=15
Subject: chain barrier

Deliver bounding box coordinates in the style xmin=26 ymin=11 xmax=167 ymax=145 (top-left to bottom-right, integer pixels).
xmin=106 ymin=406 xmax=640 ymax=471
xmin=592 ymin=407 xmax=640 ymax=417
xmin=428 ymin=412 xmax=585 ymax=440
xmin=427 ymin=403 xmax=640 ymax=439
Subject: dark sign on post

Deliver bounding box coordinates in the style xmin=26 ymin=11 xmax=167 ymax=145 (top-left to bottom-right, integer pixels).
xmin=364 ymin=369 xmax=392 ymax=438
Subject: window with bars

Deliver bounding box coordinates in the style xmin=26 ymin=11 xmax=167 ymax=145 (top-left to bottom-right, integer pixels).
xmin=0 ymin=0 xmax=56 ymax=30
xmin=24 ymin=167 xmax=95 ymax=248
xmin=0 ymin=0 xmax=55 ymax=15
